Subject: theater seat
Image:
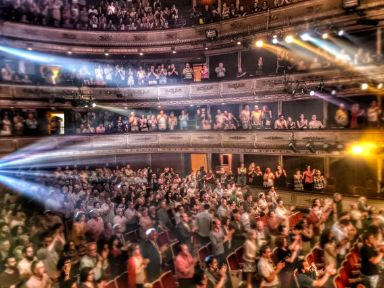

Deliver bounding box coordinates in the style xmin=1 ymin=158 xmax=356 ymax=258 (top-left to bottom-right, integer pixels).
xmin=311 ymin=247 xmax=324 ymax=268
xmin=170 ymin=241 xmax=180 ymax=258
xmin=125 ymin=230 xmax=138 ymax=243
xmin=105 ymin=280 xmax=116 ymax=288
xmin=115 ymin=271 xmax=128 ymax=288
xmin=160 ymin=270 xmax=178 ymax=288
xmin=339 ymin=267 xmax=361 ymax=287
xmin=198 ymin=244 xmax=211 ymax=267
xmin=158 ymin=231 xmax=170 ymax=246
xmin=227 ymin=252 xmax=240 ymax=270
xmin=166 ymin=229 xmax=178 ymax=243
xmin=306 ymin=253 xmax=314 ymax=265
xmin=342 ymin=260 xmax=360 ymax=277
xmin=226 ymin=252 xmax=242 ymax=288
xmin=334 ymin=276 xmax=345 ymax=288
xmin=235 ymin=245 xmax=244 ymax=266
xmin=152 ymin=279 xmax=163 ymax=288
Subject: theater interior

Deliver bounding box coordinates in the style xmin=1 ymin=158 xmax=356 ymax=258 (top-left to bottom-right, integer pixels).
xmin=0 ymin=0 xmax=384 ymax=287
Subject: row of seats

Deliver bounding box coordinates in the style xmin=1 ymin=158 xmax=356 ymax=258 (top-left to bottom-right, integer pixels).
xmin=334 ymin=243 xmax=362 ymax=288
xmin=104 ymin=270 xmax=178 ymax=288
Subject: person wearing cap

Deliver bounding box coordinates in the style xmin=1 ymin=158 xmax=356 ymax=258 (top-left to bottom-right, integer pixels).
xmin=141 ymin=229 xmax=162 ymax=282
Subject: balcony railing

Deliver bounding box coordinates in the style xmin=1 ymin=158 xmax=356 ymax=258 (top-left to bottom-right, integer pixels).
xmin=1 ymin=130 xmax=382 ymax=156
xmin=0 ymin=65 xmax=383 ymax=106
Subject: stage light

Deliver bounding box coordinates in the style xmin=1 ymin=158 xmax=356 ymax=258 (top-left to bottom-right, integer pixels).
xmin=84 ymin=104 xmax=89 ymax=108
xmin=285 ymin=35 xmax=294 ymax=43
xmin=67 ymin=51 xmax=72 ymax=55
xmin=204 ymin=47 xmax=208 ymax=50
xmin=236 ymin=41 xmax=242 ymax=45
xmin=272 ymin=38 xmax=278 ymax=44
xmin=92 ymin=102 xmax=97 ymax=108
xmin=255 ymin=40 xmax=264 ymax=47
xmin=352 ymin=145 xmax=363 ymax=154
xmin=361 ymin=83 xmax=368 ymax=90
xmin=300 ymin=33 xmax=310 ymax=41
xmin=306 ymin=140 xmax=316 ymax=153
xmin=331 ymin=90 xmax=337 ymax=95
xmin=309 ymin=90 xmax=315 ymax=96
xmin=338 ymin=30 xmax=344 ymax=36
xmin=27 ymin=47 xmax=33 ymax=51
xmin=172 ymin=50 xmax=176 ymax=54
xmin=139 ymin=52 xmax=144 ymax=56
xmin=322 ymin=33 xmax=329 ymax=39
xmin=104 ymin=52 xmax=109 ymax=56
xmin=377 ymin=83 xmax=383 ymax=89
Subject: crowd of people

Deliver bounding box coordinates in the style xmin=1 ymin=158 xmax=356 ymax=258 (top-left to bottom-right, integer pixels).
xmin=73 ymin=101 xmax=383 ymax=135
xmin=0 ymin=162 xmax=382 ymax=288
xmin=1 ymin=0 xmax=185 ymax=31
xmin=1 ymin=0 xmax=295 ymax=31
xmin=0 ymin=100 xmax=381 ymax=137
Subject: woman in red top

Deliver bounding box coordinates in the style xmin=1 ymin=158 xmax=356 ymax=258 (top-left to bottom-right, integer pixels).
xmin=127 ymin=244 xmax=149 ymax=288
xmin=303 ymin=165 xmax=315 ymax=191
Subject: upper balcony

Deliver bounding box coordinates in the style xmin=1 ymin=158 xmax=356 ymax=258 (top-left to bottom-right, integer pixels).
xmin=0 ymin=64 xmax=383 ymax=108
xmin=1 ymin=0 xmax=383 ymax=55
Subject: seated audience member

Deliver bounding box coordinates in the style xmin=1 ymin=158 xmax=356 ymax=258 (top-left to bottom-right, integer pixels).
xmin=308 ymin=115 xmax=324 ymax=129
xmin=215 ymin=63 xmax=226 ymax=79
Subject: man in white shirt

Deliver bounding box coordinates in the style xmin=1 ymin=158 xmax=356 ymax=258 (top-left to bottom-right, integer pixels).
xmin=257 ymin=245 xmax=285 ymax=288
xmin=17 ymin=245 xmax=36 ymax=280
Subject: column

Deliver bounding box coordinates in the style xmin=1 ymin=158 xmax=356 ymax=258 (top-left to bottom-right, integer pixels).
xmin=277 ymin=100 xmax=283 ymax=116
xmin=218 ymin=0 xmax=222 ymax=14
xmin=278 ymin=154 xmax=283 ymax=166
xmin=207 ymin=153 xmax=212 ymax=171
xmin=377 ymin=27 xmax=382 ymax=57
xmin=324 ymin=157 xmax=330 ymax=178
xmin=238 ymin=51 xmax=242 ymax=70
xmin=378 ymin=158 xmax=382 ymax=194
xmin=236 ymin=0 xmax=240 ymax=9
xmin=239 ymin=153 xmax=244 ymax=164
xmin=323 ymin=99 xmax=328 ymax=128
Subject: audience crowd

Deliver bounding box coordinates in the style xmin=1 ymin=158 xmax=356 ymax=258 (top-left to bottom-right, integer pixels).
xmin=0 ymin=163 xmax=382 ymax=288
xmin=1 ymin=0 xmax=295 ymax=31
xmin=0 ymin=100 xmax=382 ymax=137
xmin=0 ymin=46 xmax=375 ymax=87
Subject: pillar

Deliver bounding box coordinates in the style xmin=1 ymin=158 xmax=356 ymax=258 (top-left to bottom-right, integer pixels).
xmin=278 ymin=154 xmax=283 ymax=166
xmin=377 ymin=27 xmax=382 ymax=57
xmin=277 ymin=100 xmax=283 ymax=116
xmin=323 ymin=99 xmax=328 ymax=128
xmin=324 ymin=157 xmax=330 ymax=178
xmin=238 ymin=51 xmax=242 ymax=70
xmin=207 ymin=153 xmax=212 ymax=171
xmin=378 ymin=158 xmax=382 ymax=194
xmin=239 ymin=154 xmax=245 ymax=164
xmin=236 ymin=0 xmax=240 ymax=10
xmin=217 ymin=0 xmax=222 ymax=14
